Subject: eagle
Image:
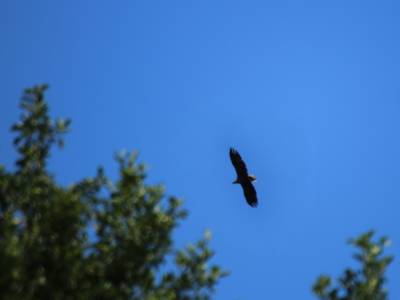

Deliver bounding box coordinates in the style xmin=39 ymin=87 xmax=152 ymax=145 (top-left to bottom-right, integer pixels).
xmin=229 ymin=147 xmax=258 ymax=207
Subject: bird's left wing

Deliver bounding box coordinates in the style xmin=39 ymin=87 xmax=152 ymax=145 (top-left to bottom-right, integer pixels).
xmin=242 ymin=181 xmax=258 ymax=207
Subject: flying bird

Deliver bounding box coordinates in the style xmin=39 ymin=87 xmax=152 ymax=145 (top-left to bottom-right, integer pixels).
xmin=229 ymin=148 xmax=258 ymax=207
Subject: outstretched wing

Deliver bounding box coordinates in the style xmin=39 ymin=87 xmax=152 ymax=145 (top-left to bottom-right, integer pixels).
xmin=242 ymin=180 xmax=258 ymax=207
xmin=229 ymin=148 xmax=249 ymax=179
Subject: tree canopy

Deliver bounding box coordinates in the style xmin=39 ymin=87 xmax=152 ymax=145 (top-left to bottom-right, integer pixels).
xmin=313 ymin=231 xmax=393 ymax=300
xmin=0 ymin=85 xmax=227 ymax=300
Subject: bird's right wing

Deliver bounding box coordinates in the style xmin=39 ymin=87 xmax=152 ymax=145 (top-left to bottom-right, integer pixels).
xmin=229 ymin=148 xmax=249 ymax=177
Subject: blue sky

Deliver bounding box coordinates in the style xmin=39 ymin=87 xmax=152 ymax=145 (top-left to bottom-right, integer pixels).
xmin=1 ymin=1 xmax=399 ymax=299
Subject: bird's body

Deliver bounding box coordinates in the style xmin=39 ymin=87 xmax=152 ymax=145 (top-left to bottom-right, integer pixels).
xmin=229 ymin=148 xmax=258 ymax=207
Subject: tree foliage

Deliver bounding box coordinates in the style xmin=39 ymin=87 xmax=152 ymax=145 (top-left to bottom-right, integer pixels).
xmin=312 ymin=231 xmax=393 ymax=300
xmin=0 ymin=85 xmax=227 ymax=300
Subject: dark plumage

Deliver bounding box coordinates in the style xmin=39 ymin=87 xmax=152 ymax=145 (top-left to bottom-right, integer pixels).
xmin=229 ymin=148 xmax=258 ymax=207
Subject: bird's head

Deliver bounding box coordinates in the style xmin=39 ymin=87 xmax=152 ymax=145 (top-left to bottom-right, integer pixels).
xmin=248 ymin=175 xmax=257 ymax=182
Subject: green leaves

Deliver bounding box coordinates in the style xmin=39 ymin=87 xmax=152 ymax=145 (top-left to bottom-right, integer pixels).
xmin=12 ymin=84 xmax=71 ymax=175
xmin=312 ymin=231 xmax=393 ymax=300
xmin=0 ymin=85 xmax=227 ymax=299
xmin=155 ymin=230 xmax=228 ymax=300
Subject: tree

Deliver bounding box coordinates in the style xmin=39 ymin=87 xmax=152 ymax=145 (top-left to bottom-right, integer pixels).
xmin=0 ymin=85 xmax=227 ymax=300
xmin=312 ymin=231 xmax=393 ymax=300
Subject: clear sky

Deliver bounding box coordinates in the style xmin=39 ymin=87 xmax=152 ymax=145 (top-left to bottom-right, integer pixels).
xmin=1 ymin=1 xmax=399 ymax=299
